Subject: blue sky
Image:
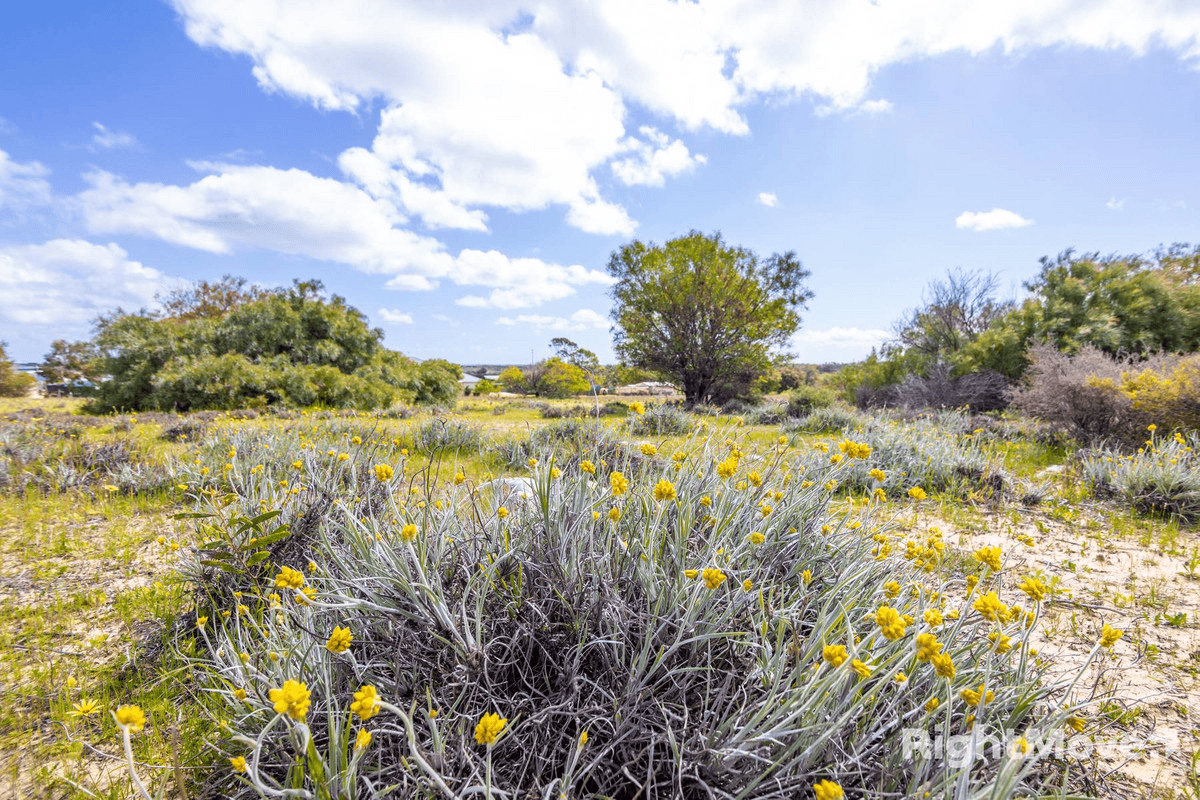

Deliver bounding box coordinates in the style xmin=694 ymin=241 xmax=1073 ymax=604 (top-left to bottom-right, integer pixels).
xmin=2 ymin=1 xmax=1198 ymax=366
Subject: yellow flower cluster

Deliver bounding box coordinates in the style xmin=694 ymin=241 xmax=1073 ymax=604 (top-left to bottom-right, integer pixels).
xmin=813 ymin=779 xmax=843 ymax=800
xmin=875 ymin=606 xmax=906 ymax=640
xmin=114 ymin=705 xmax=146 ymax=732
xmin=838 ymin=440 xmax=872 ymax=459
xmin=702 ymin=567 xmax=727 ymax=589
xmin=274 ymin=566 xmax=305 ymax=591
xmin=374 ymin=463 xmax=393 ymax=482
xmin=351 ymin=685 xmax=380 ymax=721
xmin=326 ymin=626 xmax=353 ymax=653
xmin=653 ymin=479 xmax=676 ymax=502
xmin=1099 ymin=623 xmax=1124 ymax=649
xmin=716 ymin=457 xmax=738 ymax=479
xmin=961 ymin=684 xmax=994 ymax=706
xmin=610 ymin=472 xmax=629 ymax=495
xmin=400 ymin=523 xmax=419 ymax=542
xmin=915 ymin=633 xmax=942 ymax=661
xmin=1018 ymin=576 xmax=1046 ymax=602
xmin=972 ymin=591 xmax=1011 ymax=623
xmin=474 ymin=711 xmax=507 ymax=745
xmin=823 ymin=644 xmax=848 ymax=667
xmin=907 ymin=486 xmax=927 ymax=501
xmin=269 ymin=680 xmax=311 ymax=720
xmin=973 ymin=546 xmax=1003 ymax=572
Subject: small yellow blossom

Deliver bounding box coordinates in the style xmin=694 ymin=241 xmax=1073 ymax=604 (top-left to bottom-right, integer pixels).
xmin=628 ymin=401 xmax=645 ymax=415
xmin=716 ymin=457 xmax=738 ymax=479
xmin=231 ymin=756 xmax=247 ymax=773
xmin=931 ymin=653 xmax=956 ymax=679
xmin=802 ymin=569 xmax=812 ymax=585
xmin=850 ymin=659 xmax=872 ymax=678
xmin=1066 ymin=716 xmax=1086 ymax=733
xmin=454 ymin=471 xmax=466 ymax=485
xmin=923 ymin=609 xmax=943 ymax=627
xmin=876 ymin=606 xmax=907 ymax=640
xmin=374 ymin=463 xmax=394 ymax=482
xmin=925 ymin=697 xmax=940 ymax=712
xmin=275 ymin=566 xmax=305 ymax=591
xmin=684 ymin=569 xmax=699 ymax=579
xmin=653 ymin=479 xmax=676 ymax=502
xmin=401 ymin=523 xmax=419 ymax=542
xmin=908 ymin=486 xmax=927 ymax=501
xmin=640 ymin=442 xmax=658 ymax=456
xmin=69 ymin=699 xmax=101 ymax=718
xmin=1099 ymin=624 xmax=1124 ymax=649
xmin=973 ymin=546 xmax=1003 ymax=572
xmin=749 ymin=531 xmax=765 ymax=545
xmin=823 ymin=644 xmax=848 ymax=667
xmin=742 ymin=579 xmax=753 ymax=591
xmin=961 ymin=684 xmax=994 ymax=706
xmin=869 ymin=468 xmax=887 ymax=482
xmin=973 ymin=591 xmax=1010 ymax=623
xmin=114 ymin=705 xmax=146 ymax=732
xmin=270 ymin=681 xmax=311 ymax=720
xmin=474 ymin=712 xmax=507 ymax=746
xmin=1018 ymin=576 xmax=1046 ymax=602
xmin=702 ymin=567 xmax=727 ymax=589
xmin=813 ymin=779 xmax=843 ymax=800
xmin=351 ymin=686 xmax=380 ymax=721
xmin=609 ymin=472 xmax=629 ymax=495
xmin=326 ymin=626 xmax=353 ymax=654
xmin=608 ymin=507 xmax=621 ymax=522
xmin=580 ymin=460 xmax=596 ymax=474
xmin=234 ymin=688 xmax=247 ymax=701
xmin=355 ymin=729 xmax=372 ymax=750
xmin=497 ymin=507 xmax=509 ymax=520
xmin=883 ymin=581 xmax=901 ymax=599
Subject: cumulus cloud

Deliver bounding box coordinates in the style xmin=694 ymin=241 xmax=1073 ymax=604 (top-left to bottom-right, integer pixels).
xmin=0 ymin=149 xmax=53 ymax=209
xmin=0 ymin=239 xmax=182 ymax=328
xmin=610 ymin=127 xmax=706 ymax=187
xmin=169 ymin=1 xmax=1200 ymax=236
xmin=955 ymin=208 xmax=1034 ymax=231
xmin=91 ymin=122 xmax=137 ymax=150
xmin=378 ymin=308 xmax=414 ymax=325
xmin=77 ymin=162 xmax=612 ymax=307
xmin=790 ymin=326 xmax=890 ymax=360
xmin=757 ymin=192 xmax=778 ymax=207
xmin=495 ymin=309 xmax=609 ymax=331
xmin=1106 ymin=196 xmax=1128 ymax=210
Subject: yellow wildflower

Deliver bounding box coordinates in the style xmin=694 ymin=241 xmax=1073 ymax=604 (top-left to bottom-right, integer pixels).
xmin=1066 ymin=716 xmax=1086 ymax=733
xmin=931 ymin=653 xmax=956 ymax=679
xmin=813 ymin=779 xmax=843 ymax=800
xmin=274 ymin=566 xmax=305 ymax=591
xmin=973 ymin=591 xmax=1010 ymax=623
xmin=823 ymin=644 xmax=848 ymax=667
xmin=231 ymin=756 xmax=247 ymax=773
xmin=749 ymin=531 xmax=765 ymax=545
xmin=883 ymin=581 xmax=901 ymax=599
xmin=869 ymin=468 xmax=886 ymax=482
xmin=351 ymin=685 xmax=380 ymax=721
xmin=684 ymin=569 xmax=699 ymax=579
xmin=875 ymin=606 xmax=907 ymax=640
xmin=973 ymin=546 xmax=1003 ymax=572
xmin=925 ymin=697 xmax=940 ymax=712
xmin=355 ymin=729 xmax=372 ymax=750
xmin=69 ymin=699 xmax=101 ymax=718
xmin=850 ymin=659 xmax=872 ymax=678
xmin=1018 ymin=576 xmax=1046 ymax=602
xmin=702 ymin=567 xmax=727 ymax=589
xmin=401 ymin=523 xmax=418 ymax=542
xmin=608 ymin=507 xmax=621 ymax=522
xmin=610 ymin=472 xmax=629 ymax=495
xmin=628 ymin=401 xmax=645 ymax=415
xmin=653 ymin=479 xmax=676 ymax=502
xmin=269 ymin=680 xmax=311 ymax=720
xmin=908 ymin=486 xmax=927 ymax=501
xmin=326 ymin=626 xmax=353 ymax=654
xmin=454 ymin=471 xmax=466 ymax=485
xmin=580 ymin=460 xmax=596 ymax=474
xmin=742 ymin=579 xmax=753 ymax=591
xmin=114 ymin=705 xmax=146 ymax=732
xmin=474 ymin=712 xmax=507 ymax=746
xmin=923 ymin=609 xmax=943 ymax=627
xmin=716 ymin=457 xmax=738 ymax=479
xmin=1099 ymin=624 xmax=1124 ymax=649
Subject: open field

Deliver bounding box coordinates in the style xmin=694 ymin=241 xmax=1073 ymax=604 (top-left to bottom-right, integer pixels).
xmin=1 ymin=396 xmax=1197 ymax=798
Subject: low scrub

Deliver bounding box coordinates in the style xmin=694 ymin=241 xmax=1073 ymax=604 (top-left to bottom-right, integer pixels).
xmin=168 ymin=424 xmax=1084 ymax=799
xmin=1012 ymin=345 xmax=1200 ymax=447
xmin=1080 ymin=430 xmax=1200 ymax=523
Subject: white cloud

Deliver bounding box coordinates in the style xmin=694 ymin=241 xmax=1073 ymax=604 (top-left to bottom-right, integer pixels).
xmin=790 ymin=326 xmax=890 ymax=361
xmin=757 ymin=192 xmax=778 ymax=207
xmin=0 ymin=149 xmax=53 ymax=209
xmin=610 ymin=127 xmax=705 ymax=187
xmin=169 ymin=1 xmax=1200 ymax=237
xmin=91 ymin=122 xmax=137 ymax=150
xmin=955 ymin=208 xmax=1034 ymax=232
xmin=378 ymin=308 xmax=414 ymax=325
xmin=77 ymin=162 xmax=612 ymax=308
xmin=495 ymin=309 xmax=609 ymax=331
xmin=1105 ymin=196 xmax=1128 ymax=210
xmin=0 ymin=239 xmax=183 ymax=327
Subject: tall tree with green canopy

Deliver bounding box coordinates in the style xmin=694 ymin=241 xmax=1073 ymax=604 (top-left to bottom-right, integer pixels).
xmin=607 ymin=231 xmax=813 ymax=406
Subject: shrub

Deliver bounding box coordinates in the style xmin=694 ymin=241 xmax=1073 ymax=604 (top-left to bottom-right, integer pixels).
xmin=179 ymin=423 xmax=1079 ymax=799
xmin=414 ymin=418 xmax=483 ymax=453
xmin=785 ymin=384 xmax=835 ymax=417
xmin=1010 ymin=345 xmax=1133 ymax=445
xmin=627 ymin=403 xmax=692 ymax=436
xmin=0 ymin=343 xmax=36 ymax=398
xmin=785 ymin=406 xmax=873 ymax=435
xmin=1080 ymin=430 xmax=1200 ymax=522
xmin=860 ymin=364 xmax=1009 ymax=413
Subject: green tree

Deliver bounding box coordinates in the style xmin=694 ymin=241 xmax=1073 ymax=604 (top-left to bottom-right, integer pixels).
xmin=38 ymin=339 xmax=101 ymax=393
xmin=893 ymin=268 xmax=1012 ymax=371
xmin=0 ymin=342 xmax=36 ymax=398
xmin=534 ymin=357 xmax=591 ymax=398
xmin=497 ymin=365 xmax=529 ymax=394
xmin=607 ymin=231 xmax=813 ymax=406
xmin=83 ymin=279 xmax=457 ymax=412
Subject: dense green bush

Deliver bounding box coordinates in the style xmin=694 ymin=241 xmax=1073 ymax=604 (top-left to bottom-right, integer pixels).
xmin=786 ymin=384 xmax=836 ymax=416
xmin=79 ymin=280 xmax=459 ymax=413
xmin=0 ymin=343 xmax=36 ymax=398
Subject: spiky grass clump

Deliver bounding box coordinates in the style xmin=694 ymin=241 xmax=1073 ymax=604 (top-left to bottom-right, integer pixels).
xmin=172 ymin=422 xmax=1094 ymax=799
xmin=1080 ymin=429 xmax=1200 ymax=522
